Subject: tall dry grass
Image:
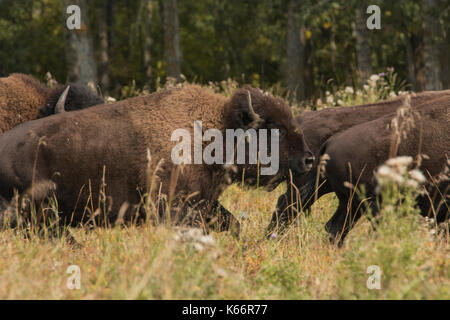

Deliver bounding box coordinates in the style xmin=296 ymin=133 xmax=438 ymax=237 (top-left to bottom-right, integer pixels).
xmin=0 ymin=74 xmax=448 ymax=299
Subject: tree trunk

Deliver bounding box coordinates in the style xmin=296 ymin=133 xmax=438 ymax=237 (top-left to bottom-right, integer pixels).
xmin=144 ymin=0 xmax=153 ymax=89
xmin=63 ymin=0 xmax=98 ymax=89
xmin=355 ymin=6 xmax=372 ymax=84
xmin=98 ymin=0 xmax=110 ymax=94
xmin=286 ymin=0 xmax=304 ymax=103
xmin=107 ymin=0 xmax=115 ymax=52
xmin=422 ymin=0 xmax=441 ymax=90
xmin=412 ymin=33 xmax=426 ymax=91
xmin=404 ymin=34 xmax=416 ymax=90
xmin=439 ymin=27 xmax=449 ymax=89
xmin=163 ymin=0 xmax=181 ymax=81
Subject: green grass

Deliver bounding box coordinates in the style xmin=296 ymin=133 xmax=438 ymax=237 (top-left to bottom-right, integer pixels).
xmin=0 ymin=183 xmax=448 ymax=299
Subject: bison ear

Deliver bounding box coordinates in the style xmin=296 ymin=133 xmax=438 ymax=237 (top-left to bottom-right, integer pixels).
xmin=55 ymin=85 xmax=70 ymax=114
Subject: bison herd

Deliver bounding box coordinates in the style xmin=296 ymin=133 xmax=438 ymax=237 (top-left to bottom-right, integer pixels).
xmin=0 ymin=73 xmax=448 ymax=245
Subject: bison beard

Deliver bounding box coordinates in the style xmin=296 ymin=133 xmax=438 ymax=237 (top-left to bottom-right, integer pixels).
xmin=267 ymin=95 xmax=450 ymax=245
xmin=0 ymin=85 xmax=312 ymax=236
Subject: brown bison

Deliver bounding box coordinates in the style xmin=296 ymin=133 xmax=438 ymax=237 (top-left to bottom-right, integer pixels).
xmin=0 ymin=73 xmax=104 ymax=133
xmin=266 ymin=90 xmax=450 ymax=236
xmin=270 ymin=95 xmax=449 ymax=244
xmin=0 ymin=85 xmax=313 ymax=234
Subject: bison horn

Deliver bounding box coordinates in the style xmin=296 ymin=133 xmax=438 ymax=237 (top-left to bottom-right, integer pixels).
xmin=55 ymin=85 xmax=70 ymax=114
xmin=247 ymin=90 xmax=261 ymax=123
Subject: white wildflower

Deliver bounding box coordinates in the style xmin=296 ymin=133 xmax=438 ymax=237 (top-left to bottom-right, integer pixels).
xmin=377 ymin=165 xmax=391 ymax=177
xmin=386 ymin=156 xmax=413 ymax=168
xmin=105 ymin=96 xmax=117 ymax=103
xmin=405 ymin=179 xmax=419 ymax=189
xmin=376 ymin=156 xmax=412 ymax=188
xmin=174 ymin=227 xmax=216 ymax=252
xmin=409 ymin=169 xmax=426 ymax=184
xmin=376 ymin=156 xmax=427 ymax=192
xmin=425 ymin=217 xmax=435 ymax=225
xmin=238 ymin=211 xmax=249 ymax=220
xmin=316 ymin=98 xmax=323 ymax=107
xmin=199 ymin=235 xmax=216 ymax=247
xmin=193 ymin=243 xmax=204 ymax=252
xmin=326 ymin=95 xmax=334 ymax=105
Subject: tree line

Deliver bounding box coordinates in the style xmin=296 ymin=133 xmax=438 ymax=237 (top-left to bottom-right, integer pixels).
xmin=0 ymin=0 xmax=448 ymax=102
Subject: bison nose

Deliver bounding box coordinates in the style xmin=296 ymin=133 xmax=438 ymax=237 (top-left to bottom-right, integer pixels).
xmin=289 ymin=153 xmax=315 ymax=175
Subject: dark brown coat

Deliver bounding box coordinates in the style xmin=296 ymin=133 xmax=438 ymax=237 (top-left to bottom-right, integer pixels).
xmin=271 ymin=95 xmax=449 ymax=244
xmin=267 ymin=90 xmax=450 ymax=236
xmin=0 ymin=85 xmax=312 ymax=233
xmin=297 ymin=90 xmax=450 ymax=156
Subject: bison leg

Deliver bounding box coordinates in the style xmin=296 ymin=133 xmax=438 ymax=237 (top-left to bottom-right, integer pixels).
xmin=417 ymin=182 xmax=449 ymax=223
xmin=265 ymin=187 xmax=299 ymax=238
xmin=266 ymin=170 xmax=331 ymax=238
xmin=208 ymin=201 xmax=240 ymax=238
xmin=325 ymin=192 xmax=365 ymax=246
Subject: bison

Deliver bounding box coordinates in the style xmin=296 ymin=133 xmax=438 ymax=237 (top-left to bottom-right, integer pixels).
xmin=270 ymin=94 xmax=449 ymax=244
xmin=0 ymin=73 xmax=104 ymax=134
xmin=0 ymin=85 xmax=313 ymax=235
xmin=266 ymin=90 xmax=450 ymax=236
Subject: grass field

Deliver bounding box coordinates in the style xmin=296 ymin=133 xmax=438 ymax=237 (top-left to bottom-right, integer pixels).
xmin=0 ymin=182 xmax=448 ymax=299
xmin=0 ymin=76 xmax=448 ymax=299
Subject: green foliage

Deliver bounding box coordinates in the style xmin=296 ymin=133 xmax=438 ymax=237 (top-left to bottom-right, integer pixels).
xmin=0 ymin=0 xmax=448 ymax=99
xmin=0 ymin=0 xmax=66 ymax=80
xmin=314 ymin=68 xmax=408 ymax=109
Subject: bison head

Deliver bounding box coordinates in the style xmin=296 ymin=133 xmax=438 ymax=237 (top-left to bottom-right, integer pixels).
xmin=224 ymin=87 xmax=314 ymax=190
xmin=38 ymin=84 xmax=104 ymax=118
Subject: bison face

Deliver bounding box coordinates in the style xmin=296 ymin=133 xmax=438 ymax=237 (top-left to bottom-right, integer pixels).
xmin=225 ymin=87 xmax=314 ymax=190
xmin=38 ymin=84 xmax=104 ymax=118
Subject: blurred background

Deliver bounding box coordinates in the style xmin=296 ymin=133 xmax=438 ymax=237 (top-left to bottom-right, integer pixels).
xmin=0 ymin=0 xmax=448 ymax=104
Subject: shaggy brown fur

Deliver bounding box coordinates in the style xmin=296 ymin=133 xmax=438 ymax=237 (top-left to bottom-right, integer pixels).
xmin=0 ymin=74 xmax=49 ymax=133
xmin=267 ymin=90 xmax=450 ymax=236
xmin=271 ymin=95 xmax=450 ymax=244
xmin=0 ymin=85 xmax=312 ymax=234
xmin=0 ymin=73 xmax=103 ymax=134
